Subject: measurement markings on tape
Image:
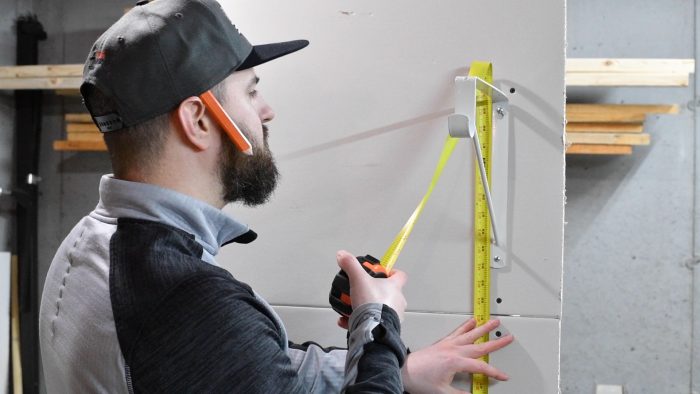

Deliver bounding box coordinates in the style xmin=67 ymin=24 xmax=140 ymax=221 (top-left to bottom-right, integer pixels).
xmin=469 ymin=60 xmax=494 ymax=394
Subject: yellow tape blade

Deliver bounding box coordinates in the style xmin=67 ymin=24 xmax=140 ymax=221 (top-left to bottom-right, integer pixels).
xmin=380 ymin=136 xmax=459 ymax=272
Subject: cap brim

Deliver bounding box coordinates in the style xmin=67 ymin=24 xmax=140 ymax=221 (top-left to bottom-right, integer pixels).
xmin=237 ymin=39 xmax=309 ymax=70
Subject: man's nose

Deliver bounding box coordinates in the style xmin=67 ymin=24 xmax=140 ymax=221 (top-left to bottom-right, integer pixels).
xmin=260 ymin=98 xmax=275 ymax=123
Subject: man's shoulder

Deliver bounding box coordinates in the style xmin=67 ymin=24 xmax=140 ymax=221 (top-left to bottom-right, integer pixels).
xmin=109 ymin=217 xmax=258 ymax=353
xmin=109 ymin=217 xmax=255 ymax=335
xmin=113 ymin=217 xmax=203 ymax=256
xmin=109 ymin=217 xmax=247 ymax=293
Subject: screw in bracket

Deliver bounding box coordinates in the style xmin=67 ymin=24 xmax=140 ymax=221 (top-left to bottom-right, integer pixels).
xmin=496 ymin=107 xmax=505 ymax=119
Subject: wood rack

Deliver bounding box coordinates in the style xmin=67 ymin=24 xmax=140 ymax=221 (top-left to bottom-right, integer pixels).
xmin=565 ymin=58 xmax=693 ymax=155
xmin=0 ymin=59 xmax=694 ymax=154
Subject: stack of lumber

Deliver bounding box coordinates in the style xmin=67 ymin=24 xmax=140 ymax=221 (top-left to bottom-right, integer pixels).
xmin=53 ymin=113 xmax=107 ymax=151
xmin=565 ymin=104 xmax=679 ymax=155
xmin=565 ymin=58 xmax=691 ymax=155
xmin=566 ymin=58 xmax=695 ymax=87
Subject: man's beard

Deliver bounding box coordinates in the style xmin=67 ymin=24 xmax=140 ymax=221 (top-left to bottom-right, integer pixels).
xmin=218 ymin=125 xmax=279 ymax=206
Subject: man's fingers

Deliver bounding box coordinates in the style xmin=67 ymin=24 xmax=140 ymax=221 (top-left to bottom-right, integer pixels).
xmin=458 ymin=358 xmax=509 ymax=381
xmin=464 ymin=334 xmax=514 ymax=358
xmin=337 ymin=316 xmax=349 ymax=330
xmin=387 ymin=269 xmax=407 ymax=288
xmin=458 ymin=319 xmax=501 ymax=344
xmin=336 ymin=250 xmax=366 ymax=282
xmin=445 ymin=318 xmax=478 ymax=340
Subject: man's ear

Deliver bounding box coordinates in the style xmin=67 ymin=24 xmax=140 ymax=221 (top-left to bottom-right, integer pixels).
xmin=174 ymin=96 xmax=215 ymax=151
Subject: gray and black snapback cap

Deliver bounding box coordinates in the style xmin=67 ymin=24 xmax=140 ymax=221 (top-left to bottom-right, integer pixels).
xmin=80 ymin=0 xmax=308 ymax=132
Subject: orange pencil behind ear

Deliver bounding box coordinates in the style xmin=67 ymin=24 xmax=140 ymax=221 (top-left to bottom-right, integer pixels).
xmin=199 ymin=90 xmax=253 ymax=155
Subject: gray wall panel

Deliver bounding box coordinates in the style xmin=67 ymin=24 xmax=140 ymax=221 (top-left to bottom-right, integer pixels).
xmin=563 ymin=1 xmax=696 ymax=392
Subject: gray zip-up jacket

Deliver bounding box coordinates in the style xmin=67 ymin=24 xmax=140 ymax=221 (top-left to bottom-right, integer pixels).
xmin=39 ymin=175 xmax=406 ymax=393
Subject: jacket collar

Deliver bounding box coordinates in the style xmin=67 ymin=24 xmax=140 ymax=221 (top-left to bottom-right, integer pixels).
xmin=91 ymin=174 xmax=255 ymax=259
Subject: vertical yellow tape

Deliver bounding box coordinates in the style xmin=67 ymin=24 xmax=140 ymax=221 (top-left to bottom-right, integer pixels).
xmin=469 ymin=61 xmax=493 ymax=394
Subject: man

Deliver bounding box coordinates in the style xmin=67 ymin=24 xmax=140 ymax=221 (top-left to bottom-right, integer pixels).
xmin=39 ymin=0 xmax=513 ymax=392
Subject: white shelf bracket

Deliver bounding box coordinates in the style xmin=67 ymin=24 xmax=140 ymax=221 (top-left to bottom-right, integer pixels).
xmin=447 ymin=76 xmax=510 ymax=269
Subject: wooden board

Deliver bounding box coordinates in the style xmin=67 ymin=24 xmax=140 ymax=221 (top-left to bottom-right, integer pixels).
xmin=66 ymin=133 xmax=103 ymax=142
xmin=566 ymin=58 xmax=694 ymax=74
xmin=0 ymin=64 xmax=82 ymax=79
xmin=66 ymin=123 xmax=99 ymax=133
xmin=55 ymin=89 xmax=81 ymax=96
xmin=565 ymin=58 xmax=694 ymax=86
xmin=0 ymin=77 xmax=82 ymax=90
xmin=566 ymin=72 xmax=689 ymax=87
xmin=566 ymin=144 xmax=633 ymax=155
xmin=0 ymin=64 xmax=82 ymax=89
xmin=566 ymin=132 xmax=650 ymax=146
xmin=53 ymin=140 xmax=107 ymax=151
xmin=64 ymin=113 xmax=93 ymax=123
xmin=566 ymin=122 xmax=644 ymax=133
xmin=566 ymin=104 xmax=679 ymax=123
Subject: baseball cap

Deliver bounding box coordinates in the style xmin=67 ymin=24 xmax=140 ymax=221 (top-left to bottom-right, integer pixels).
xmin=80 ymin=0 xmax=308 ymax=132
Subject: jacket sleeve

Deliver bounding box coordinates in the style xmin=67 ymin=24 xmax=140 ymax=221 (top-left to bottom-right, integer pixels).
xmin=125 ymin=274 xmax=406 ymax=393
xmin=287 ymin=305 xmax=408 ymax=394
xmin=287 ymin=341 xmax=346 ymax=392
xmin=124 ymin=274 xmax=307 ymax=393
xmin=343 ymin=303 xmax=407 ymax=393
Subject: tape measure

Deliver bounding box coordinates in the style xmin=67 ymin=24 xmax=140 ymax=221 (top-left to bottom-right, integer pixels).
xmin=327 ymin=61 xmax=498 ymax=394
xmin=469 ymin=61 xmax=494 ymax=394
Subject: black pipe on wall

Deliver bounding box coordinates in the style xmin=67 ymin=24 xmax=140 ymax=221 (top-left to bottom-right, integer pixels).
xmin=14 ymin=14 xmax=46 ymax=394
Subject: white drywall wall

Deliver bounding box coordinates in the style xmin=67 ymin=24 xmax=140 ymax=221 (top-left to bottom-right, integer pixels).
xmin=227 ymin=1 xmax=566 ymax=392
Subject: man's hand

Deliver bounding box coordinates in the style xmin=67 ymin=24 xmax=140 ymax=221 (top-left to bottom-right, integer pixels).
xmin=336 ymin=250 xmax=407 ymax=324
xmin=401 ymin=318 xmax=513 ymax=394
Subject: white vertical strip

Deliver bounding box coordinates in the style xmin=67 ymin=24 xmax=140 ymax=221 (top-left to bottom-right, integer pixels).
xmin=0 ymin=252 xmax=10 ymax=394
xmin=692 ymin=2 xmax=700 ymax=393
